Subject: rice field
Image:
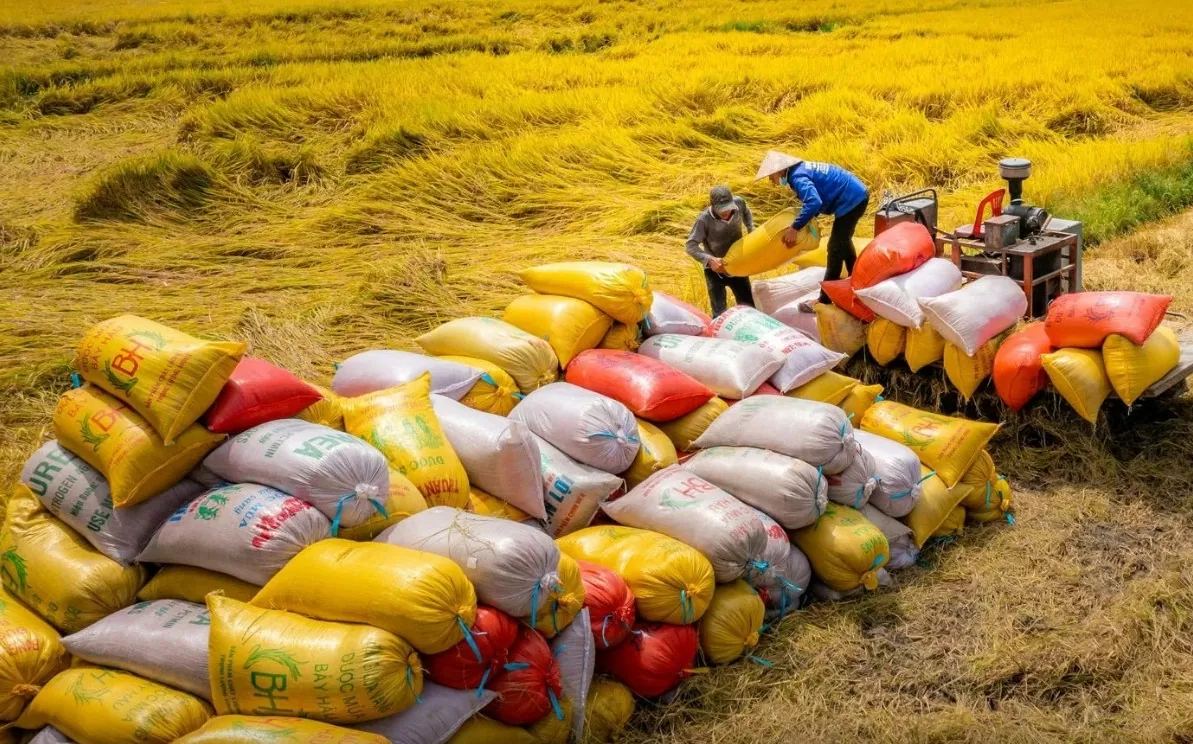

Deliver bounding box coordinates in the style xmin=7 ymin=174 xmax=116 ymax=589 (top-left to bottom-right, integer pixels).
xmin=3 ymin=0 xmax=1193 ymax=740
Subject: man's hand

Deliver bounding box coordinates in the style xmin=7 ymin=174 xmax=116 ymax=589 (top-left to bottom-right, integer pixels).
xmin=707 ymin=257 xmax=726 ymax=273
xmin=781 ymin=227 xmax=803 ymax=249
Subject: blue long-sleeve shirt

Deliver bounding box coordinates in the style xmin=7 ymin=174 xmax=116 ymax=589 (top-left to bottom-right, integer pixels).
xmin=786 ymin=162 xmax=868 ymax=229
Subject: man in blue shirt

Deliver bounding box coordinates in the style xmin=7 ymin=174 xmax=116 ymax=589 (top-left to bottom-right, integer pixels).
xmin=755 ymin=150 xmax=869 ymax=304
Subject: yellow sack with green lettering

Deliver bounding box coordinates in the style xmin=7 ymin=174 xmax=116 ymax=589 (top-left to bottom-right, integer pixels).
xmin=177 ymin=715 xmax=389 ymax=743
xmin=791 ymin=503 xmax=888 ymax=593
xmin=1 ymin=486 xmax=145 ymax=634
xmin=75 ymin=314 xmax=245 ymax=444
xmin=341 ymin=373 xmax=470 ymax=509
xmin=0 ymin=591 xmax=69 ymax=721
xmin=52 ymin=386 xmax=223 ymax=508
xmin=860 ymin=401 xmax=998 ymax=487
xmin=296 ymin=384 xmax=345 ymax=430
xmin=14 ymin=666 xmax=213 ymax=743
xmin=207 ymin=595 xmax=421 ymax=724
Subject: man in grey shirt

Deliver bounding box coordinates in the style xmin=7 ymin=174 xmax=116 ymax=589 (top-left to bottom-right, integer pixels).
xmin=685 ymin=185 xmax=756 ymax=317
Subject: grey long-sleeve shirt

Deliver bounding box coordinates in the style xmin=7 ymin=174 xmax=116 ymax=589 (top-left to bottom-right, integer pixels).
xmin=684 ymin=197 xmax=754 ymax=268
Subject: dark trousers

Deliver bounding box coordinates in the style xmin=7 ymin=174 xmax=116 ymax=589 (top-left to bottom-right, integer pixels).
xmin=819 ymin=194 xmax=870 ymax=303
xmin=704 ymin=268 xmax=754 ymax=318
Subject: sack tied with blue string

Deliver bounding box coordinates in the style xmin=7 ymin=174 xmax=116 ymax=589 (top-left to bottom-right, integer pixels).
xmin=509 ymin=382 xmax=640 ymax=474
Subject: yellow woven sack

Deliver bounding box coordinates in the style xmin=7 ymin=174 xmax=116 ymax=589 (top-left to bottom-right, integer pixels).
xmin=341 ymin=373 xmax=469 ymax=509
xmin=337 ymin=468 xmax=427 ymax=541
xmin=723 ymin=209 xmax=819 ymax=277
xmin=791 ymin=504 xmax=888 ymax=593
xmin=787 ymin=370 xmax=859 ymax=406
xmin=15 ymin=666 xmax=213 ymax=743
xmin=138 ymin=565 xmax=260 ymax=604
xmin=698 ymin=580 xmax=765 ymax=665
xmin=468 ymin=487 xmax=532 ymax=522
xmin=52 ymin=386 xmax=223 ymax=508
xmin=860 ymin=401 xmax=998 ymax=487
xmin=1 ymin=486 xmax=144 ymax=634
xmin=418 ymin=317 xmax=559 ymax=392
xmin=1103 ymin=325 xmax=1180 ymax=405
xmin=903 ymin=468 xmax=974 ymax=548
xmin=75 ymin=315 xmax=245 ymax=444
xmin=449 ymin=717 xmax=536 ymax=744
xmin=622 ymin=418 xmax=678 ymax=488
xmin=867 ymin=318 xmax=906 ymax=366
xmin=532 ymin=554 xmax=585 ymax=638
xmin=839 ymin=383 xmax=883 ymax=424
xmin=932 ymin=506 xmax=966 ymax=538
xmin=944 ymin=332 xmax=1005 ymax=400
xmin=527 ymin=698 xmax=573 ymax=744
xmin=557 ymin=526 xmax=715 ymax=625
xmin=656 ymin=397 xmax=728 ymax=452
xmin=296 ymin=384 xmax=344 ymax=430
xmin=959 ymin=452 xmax=1013 ymax=522
xmin=815 ymin=304 xmax=867 ymax=357
xmin=251 ymin=538 xmax=476 ymax=655
xmin=437 ymin=356 xmax=521 ymax=415
xmin=504 ymin=295 xmax=613 ymax=368
xmin=519 ymin=262 xmax=652 ymax=326
xmin=0 ymin=592 xmax=68 ymax=721
xmin=177 ymin=715 xmax=389 ymax=743
xmin=1041 ymin=348 xmax=1111 ymax=425
xmin=584 ymin=680 xmax=635 ymax=743
xmin=208 ymin=595 xmax=420 ymax=724
xmin=905 ymin=323 xmax=946 ymax=372
xmin=598 ymin=323 xmax=643 ymax=352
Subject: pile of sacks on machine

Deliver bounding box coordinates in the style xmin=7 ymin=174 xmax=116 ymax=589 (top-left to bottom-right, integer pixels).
xmin=754 ymin=222 xmax=1180 ymax=423
xmin=0 ymin=260 xmax=1017 ymax=743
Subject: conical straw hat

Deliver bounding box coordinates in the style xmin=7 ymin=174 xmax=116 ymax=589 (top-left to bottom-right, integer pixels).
xmin=754 ymin=150 xmax=802 ymax=180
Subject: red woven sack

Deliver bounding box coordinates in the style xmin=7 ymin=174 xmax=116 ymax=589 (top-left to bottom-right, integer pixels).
xmin=205 ymin=356 xmax=322 ymax=433
xmin=993 ymin=323 xmax=1053 ymax=411
xmin=1044 ymin=291 xmax=1171 ymax=348
xmin=484 ymin=626 xmax=564 ymax=726
xmin=424 ymin=605 xmax=519 ymax=690
xmin=578 ymin=560 xmax=636 ymax=651
xmin=850 ymin=222 xmax=935 ymax=290
xmin=821 ymin=278 xmax=876 ymax=322
xmin=565 ymin=350 xmax=715 ymax=422
xmin=596 ymin=621 xmax=699 ymax=698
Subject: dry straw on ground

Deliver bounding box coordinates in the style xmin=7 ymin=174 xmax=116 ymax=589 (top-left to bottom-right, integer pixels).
xmin=2 ymin=0 xmax=1193 ymax=740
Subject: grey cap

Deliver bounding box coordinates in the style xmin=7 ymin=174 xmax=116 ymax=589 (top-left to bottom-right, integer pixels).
xmin=710 ymin=185 xmax=736 ymax=211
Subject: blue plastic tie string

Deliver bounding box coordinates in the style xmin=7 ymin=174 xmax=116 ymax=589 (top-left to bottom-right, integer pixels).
xmin=457 ymin=617 xmax=482 ymax=664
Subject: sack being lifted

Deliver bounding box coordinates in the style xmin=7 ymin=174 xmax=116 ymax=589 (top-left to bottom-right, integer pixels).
xmin=722 ymin=208 xmax=819 ymax=277
xmin=20 ymin=440 xmax=202 ymax=565
xmin=74 ymin=314 xmax=245 ymax=444
xmin=510 ymin=383 xmax=639 ymax=473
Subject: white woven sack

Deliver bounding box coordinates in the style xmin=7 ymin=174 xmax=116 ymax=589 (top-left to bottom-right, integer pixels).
xmin=855 ymin=258 xmax=962 ymax=328
xmin=771 ymin=291 xmax=822 ymax=342
xmin=202 ymin=419 xmax=390 ymax=530
xmin=431 ymin=395 xmax=546 ymax=519
xmin=682 ymin=446 xmax=826 ymax=529
xmin=826 ymin=441 xmax=878 ymax=509
xmin=552 ymin=607 xmax=596 ymax=742
xmin=645 ymin=292 xmax=707 ymax=336
xmin=62 ymin=599 xmax=210 ymax=699
xmin=352 ymin=683 xmax=496 ymax=743
xmin=762 ymin=541 xmax=812 ymax=619
xmin=27 ymin=728 xmax=73 ymax=744
xmin=638 ymin=335 xmax=785 ymax=400
xmin=509 ymin=382 xmax=639 ymax=473
xmin=753 ymin=266 xmax=826 ymax=314
xmin=331 ymin=349 xmax=482 ymax=398
xmin=917 ymin=275 xmax=1027 ymax=355
xmin=536 ymin=435 xmax=623 ymax=538
xmin=601 ymin=466 xmax=767 ymax=583
xmin=711 ymin=305 xmax=845 ymax=391
xmin=378 ymin=507 xmax=561 ymax=624
xmin=747 ymin=511 xmax=810 ymax=616
xmin=861 ymin=505 xmax=919 ymax=570
xmin=137 ymin=483 xmax=330 ymax=585
xmin=856 ymin=430 xmax=923 ymax=518
xmin=21 ymin=441 xmax=203 ymax=565
xmin=692 ymin=396 xmax=856 ymax=474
